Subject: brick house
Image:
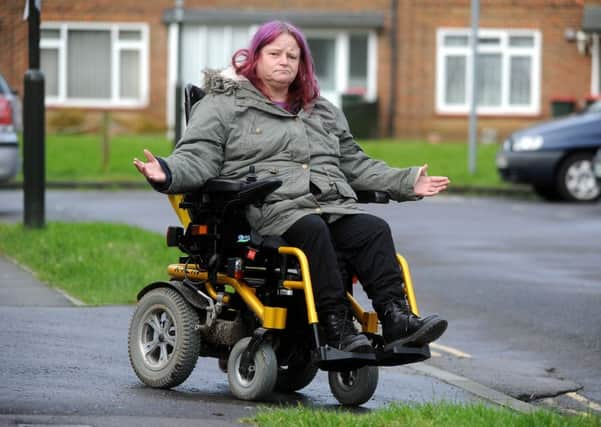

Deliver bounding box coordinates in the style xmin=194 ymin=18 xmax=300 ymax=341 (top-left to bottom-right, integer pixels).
xmin=1 ymin=0 xmax=600 ymax=141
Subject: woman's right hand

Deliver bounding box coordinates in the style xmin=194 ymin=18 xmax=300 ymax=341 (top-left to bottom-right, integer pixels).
xmin=133 ymin=149 xmax=167 ymax=183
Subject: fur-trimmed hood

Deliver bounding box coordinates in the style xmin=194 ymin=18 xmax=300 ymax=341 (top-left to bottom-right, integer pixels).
xmin=202 ymin=67 xmax=245 ymax=95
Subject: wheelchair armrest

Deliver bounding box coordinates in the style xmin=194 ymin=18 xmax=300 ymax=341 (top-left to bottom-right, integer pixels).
xmin=185 ymin=177 xmax=282 ymax=208
xmin=355 ymin=190 xmax=390 ymax=204
xmin=203 ymin=178 xmax=246 ymax=193
xmin=236 ymin=177 xmax=282 ymax=205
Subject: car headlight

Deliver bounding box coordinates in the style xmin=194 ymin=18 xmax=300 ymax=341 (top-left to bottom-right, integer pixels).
xmin=512 ymin=135 xmax=544 ymax=151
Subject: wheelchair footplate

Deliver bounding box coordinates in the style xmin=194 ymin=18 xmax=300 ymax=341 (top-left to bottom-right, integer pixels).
xmin=368 ymin=334 xmax=431 ymax=366
xmin=311 ymin=345 xmax=377 ymax=371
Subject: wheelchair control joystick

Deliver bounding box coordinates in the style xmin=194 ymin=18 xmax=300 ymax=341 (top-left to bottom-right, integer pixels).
xmin=246 ymin=165 xmax=257 ymax=183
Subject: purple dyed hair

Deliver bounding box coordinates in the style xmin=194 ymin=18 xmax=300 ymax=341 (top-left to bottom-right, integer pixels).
xmin=232 ymin=21 xmax=320 ymax=108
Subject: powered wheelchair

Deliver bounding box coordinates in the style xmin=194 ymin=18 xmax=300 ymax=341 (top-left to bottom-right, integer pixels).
xmin=127 ymin=85 xmax=431 ymax=406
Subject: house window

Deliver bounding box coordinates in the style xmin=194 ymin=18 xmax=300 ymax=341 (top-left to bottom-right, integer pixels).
xmin=436 ymin=28 xmax=541 ymax=115
xmin=40 ymin=23 xmax=149 ymax=107
xmin=348 ymin=34 xmax=369 ymax=93
xmin=305 ymin=31 xmax=377 ymax=106
xmin=181 ymin=25 xmax=255 ymax=85
xmin=307 ymin=37 xmax=337 ymax=91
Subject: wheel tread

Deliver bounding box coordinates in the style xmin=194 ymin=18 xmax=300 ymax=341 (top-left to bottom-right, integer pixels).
xmin=128 ymin=287 xmax=201 ymax=389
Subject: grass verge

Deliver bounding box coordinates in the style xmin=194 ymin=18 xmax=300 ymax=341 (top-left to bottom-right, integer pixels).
xmin=361 ymin=140 xmax=507 ymax=189
xmin=249 ymin=402 xmax=600 ymax=427
xmin=0 ymin=222 xmax=178 ymax=305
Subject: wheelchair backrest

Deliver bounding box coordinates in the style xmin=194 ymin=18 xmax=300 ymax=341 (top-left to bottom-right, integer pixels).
xmin=168 ymin=84 xmax=207 ymax=228
xmin=184 ymin=84 xmax=206 ymax=124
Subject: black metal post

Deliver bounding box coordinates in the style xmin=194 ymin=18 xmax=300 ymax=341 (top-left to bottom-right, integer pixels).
xmin=173 ymin=1 xmax=184 ymax=146
xmin=23 ymin=0 xmax=45 ymax=228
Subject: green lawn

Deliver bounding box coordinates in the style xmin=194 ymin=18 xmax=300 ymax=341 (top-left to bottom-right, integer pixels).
xmin=361 ymin=140 xmax=507 ymax=188
xmin=43 ymin=133 xmax=173 ymax=181
xmin=0 ymin=222 xmax=178 ymax=305
xmin=15 ymin=133 xmax=510 ymax=188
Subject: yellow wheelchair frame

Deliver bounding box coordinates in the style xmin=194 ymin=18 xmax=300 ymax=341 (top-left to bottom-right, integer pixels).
xmin=167 ymin=193 xmax=421 ymax=333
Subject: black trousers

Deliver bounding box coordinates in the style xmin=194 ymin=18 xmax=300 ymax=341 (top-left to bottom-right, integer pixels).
xmin=282 ymin=213 xmax=405 ymax=313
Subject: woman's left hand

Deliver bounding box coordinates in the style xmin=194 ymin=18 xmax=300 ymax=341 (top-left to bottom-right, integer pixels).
xmin=414 ymin=164 xmax=450 ymax=197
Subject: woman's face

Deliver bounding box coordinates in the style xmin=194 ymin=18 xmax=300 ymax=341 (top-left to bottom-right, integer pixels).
xmin=256 ymin=33 xmax=301 ymax=93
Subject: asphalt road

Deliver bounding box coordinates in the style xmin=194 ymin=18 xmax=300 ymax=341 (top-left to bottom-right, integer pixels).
xmin=0 ymin=305 xmax=478 ymax=427
xmin=367 ymin=195 xmax=601 ymax=411
xmin=1 ymin=189 xmax=601 ymax=419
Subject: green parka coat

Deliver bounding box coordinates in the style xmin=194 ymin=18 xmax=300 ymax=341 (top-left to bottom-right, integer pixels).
xmin=160 ymin=68 xmax=422 ymax=236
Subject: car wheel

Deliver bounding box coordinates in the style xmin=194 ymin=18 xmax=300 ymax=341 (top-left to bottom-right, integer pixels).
xmin=557 ymin=153 xmax=601 ymax=202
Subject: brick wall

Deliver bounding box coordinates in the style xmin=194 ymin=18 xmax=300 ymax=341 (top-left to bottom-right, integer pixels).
xmin=1 ymin=0 xmax=596 ymax=140
xmin=393 ymin=0 xmax=594 ymax=141
xmin=0 ymin=2 xmax=30 ymax=93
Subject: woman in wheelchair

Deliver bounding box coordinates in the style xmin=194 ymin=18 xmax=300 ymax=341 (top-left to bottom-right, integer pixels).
xmin=134 ymin=20 xmax=449 ymax=355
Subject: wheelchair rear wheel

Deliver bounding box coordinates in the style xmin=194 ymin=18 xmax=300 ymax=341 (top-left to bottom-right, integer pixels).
xmin=275 ymin=361 xmax=319 ymax=392
xmin=128 ymin=287 xmax=201 ymax=388
xmin=328 ymin=365 xmax=379 ymax=406
xmin=227 ymin=336 xmax=278 ymax=401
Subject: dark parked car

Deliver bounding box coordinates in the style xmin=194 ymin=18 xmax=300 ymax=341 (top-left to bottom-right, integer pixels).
xmin=0 ymin=72 xmax=20 ymax=183
xmin=496 ymin=100 xmax=601 ymax=202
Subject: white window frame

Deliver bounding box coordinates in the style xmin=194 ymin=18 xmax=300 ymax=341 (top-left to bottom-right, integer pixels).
xmin=41 ymin=22 xmax=150 ymax=108
xmin=591 ymin=33 xmax=600 ymax=95
xmin=436 ymin=28 xmax=541 ymax=115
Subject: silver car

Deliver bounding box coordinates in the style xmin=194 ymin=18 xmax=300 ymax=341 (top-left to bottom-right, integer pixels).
xmin=0 ymin=72 xmax=20 ymax=183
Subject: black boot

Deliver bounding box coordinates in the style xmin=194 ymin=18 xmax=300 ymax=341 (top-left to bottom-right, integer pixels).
xmin=321 ymin=308 xmax=373 ymax=353
xmin=375 ymin=299 xmax=447 ymax=349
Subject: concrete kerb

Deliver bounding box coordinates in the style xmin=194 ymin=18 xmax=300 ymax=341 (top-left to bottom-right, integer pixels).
xmin=407 ymin=363 xmax=538 ymax=413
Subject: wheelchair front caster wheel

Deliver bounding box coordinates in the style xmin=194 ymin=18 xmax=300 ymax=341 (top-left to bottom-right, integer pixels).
xmin=227 ymin=336 xmax=278 ymax=401
xmin=328 ymin=365 xmax=379 ymax=406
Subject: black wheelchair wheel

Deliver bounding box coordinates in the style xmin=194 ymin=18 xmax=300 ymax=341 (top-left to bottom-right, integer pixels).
xmin=275 ymin=361 xmax=319 ymax=393
xmin=227 ymin=336 xmax=278 ymax=401
xmin=128 ymin=287 xmax=201 ymax=389
xmin=328 ymin=365 xmax=379 ymax=406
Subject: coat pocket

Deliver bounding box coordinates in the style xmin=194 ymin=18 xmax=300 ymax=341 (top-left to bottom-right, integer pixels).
xmin=334 ymin=179 xmax=357 ymax=200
